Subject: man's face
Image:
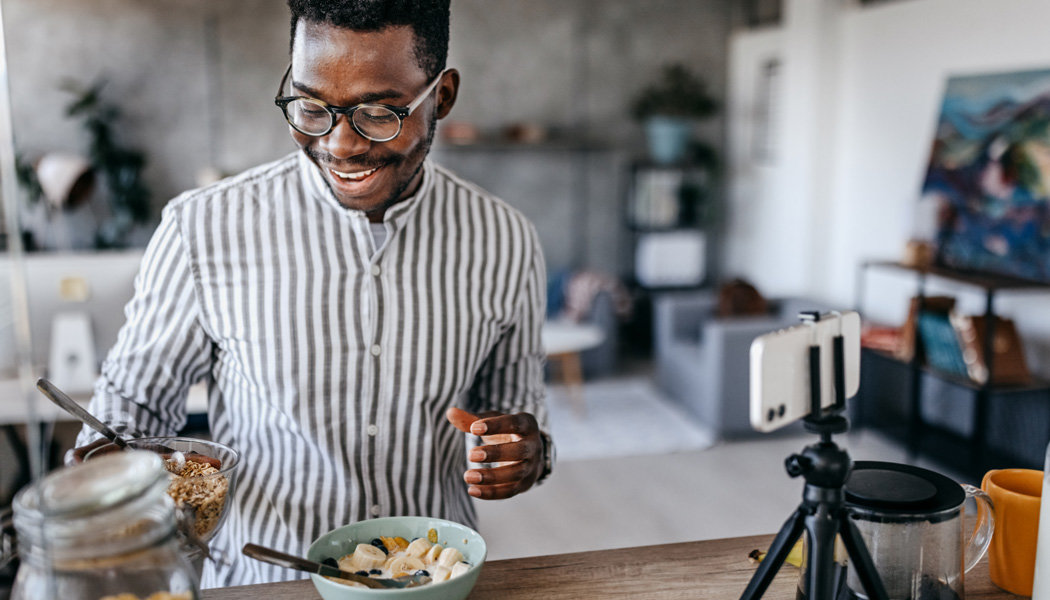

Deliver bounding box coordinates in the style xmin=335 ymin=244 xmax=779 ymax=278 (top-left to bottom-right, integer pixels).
xmin=289 ymin=22 xmax=457 ymax=217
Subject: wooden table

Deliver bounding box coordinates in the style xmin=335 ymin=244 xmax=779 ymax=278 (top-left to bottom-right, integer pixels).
xmin=202 ymin=533 xmax=1022 ymax=599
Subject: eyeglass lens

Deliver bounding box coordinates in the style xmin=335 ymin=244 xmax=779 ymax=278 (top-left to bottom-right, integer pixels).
xmin=285 ymin=99 xmax=401 ymax=140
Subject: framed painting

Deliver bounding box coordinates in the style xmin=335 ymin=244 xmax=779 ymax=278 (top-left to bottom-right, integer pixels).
xmin=921 ymin=67 xmax=1050 ymax=282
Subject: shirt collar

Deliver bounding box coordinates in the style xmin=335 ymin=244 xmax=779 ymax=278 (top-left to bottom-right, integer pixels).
xmin=297 ymin=150 xmax=433 ymax=226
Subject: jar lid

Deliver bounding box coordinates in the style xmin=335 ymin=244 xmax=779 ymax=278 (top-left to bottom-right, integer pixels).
xmin=845 ymin=461 xmax=964 ymax=519
xmin=18 ymin=451 xmax=166 ymax=518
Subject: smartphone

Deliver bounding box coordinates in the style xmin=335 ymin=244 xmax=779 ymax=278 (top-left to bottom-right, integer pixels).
xmin=749 ymin=311 xmax=861 ymax=432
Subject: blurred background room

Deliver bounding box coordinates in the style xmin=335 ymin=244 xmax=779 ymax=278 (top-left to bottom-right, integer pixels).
xmin=3 ymin=0 xmax=1050 ymax=593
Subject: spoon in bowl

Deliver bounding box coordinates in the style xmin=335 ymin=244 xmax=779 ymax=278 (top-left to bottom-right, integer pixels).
xmin=242 ymin=543 xmax=432 ymax=589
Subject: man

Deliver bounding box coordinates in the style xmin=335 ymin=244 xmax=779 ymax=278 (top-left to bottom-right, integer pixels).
xmin=72 ymin=0 xmax=553 ymax=588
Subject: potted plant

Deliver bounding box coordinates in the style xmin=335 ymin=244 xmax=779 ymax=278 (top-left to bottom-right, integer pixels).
xmin=63 ymin=78 xmax=152 ymax=248
xmin=630 ymin=63 xmax=718 ymax=164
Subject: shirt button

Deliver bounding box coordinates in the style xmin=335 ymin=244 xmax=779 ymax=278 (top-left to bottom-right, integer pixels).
xmin=371 ymin=505 xmax=381 ymax=517
xmin=367 ymin=424 xmax=378 ymax=436
xmin=371 ymin=265 xmax=381 ymax=276
xmin=370 ymin=345 xmax=381 ymax=356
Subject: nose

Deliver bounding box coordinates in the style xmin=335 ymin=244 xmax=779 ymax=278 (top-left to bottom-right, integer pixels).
xmin=320 ymin=113 xmax=371 ymax=160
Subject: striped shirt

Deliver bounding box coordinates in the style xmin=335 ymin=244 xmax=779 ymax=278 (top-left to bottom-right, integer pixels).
xmin=76 ymin=151 xmax=549 ymax=588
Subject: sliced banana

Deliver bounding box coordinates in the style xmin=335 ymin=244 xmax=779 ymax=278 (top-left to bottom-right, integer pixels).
xmin=424 ymin=544 xmax=443 ymax=564
xmin=405 ymin=537 xmax=432 ymax=558
xmin=450 ymin=561 xmax=471 ymax=579
xmin=430 ymin=565 xmax=452 ymax=583
xmin=384 ymin=555 xmax=425 ymax=575
xmin=437 ymin=546 xmax=463 ymax=568
xmin=349 ymin=543 xmax=387 ymax=570
xmin=336 ymin=555 xmax=356 ymax=572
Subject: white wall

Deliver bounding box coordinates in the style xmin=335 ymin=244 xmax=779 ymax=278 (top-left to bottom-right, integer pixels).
xmin=727 ymin=0 xmax=1050 ymax=375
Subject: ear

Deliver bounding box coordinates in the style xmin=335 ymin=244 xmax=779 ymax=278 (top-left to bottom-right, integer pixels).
xmin=434 ymin=68 xmax=460 ymax=120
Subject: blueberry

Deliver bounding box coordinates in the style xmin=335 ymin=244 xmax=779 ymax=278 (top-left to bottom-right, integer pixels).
xmin=369 ymin=569 xmax=382 ymax=575
xmin=414 ymin=569 xmax=430 ymax=577
xmin=321 ymin=557 xmax=338 ymax=568
xmin=355 ymin=570 xmax=369 ymax=576
xmin=370 ymin=538 xmax=388 ymax=554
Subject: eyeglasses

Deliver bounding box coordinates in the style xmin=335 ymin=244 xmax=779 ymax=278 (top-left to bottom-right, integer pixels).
xmin=274 ymin=64 xmax=446 ymax=142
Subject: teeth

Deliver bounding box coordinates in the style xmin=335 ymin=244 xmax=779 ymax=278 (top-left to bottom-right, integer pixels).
xmin=331 ymin=166 xmax=379 ymax=181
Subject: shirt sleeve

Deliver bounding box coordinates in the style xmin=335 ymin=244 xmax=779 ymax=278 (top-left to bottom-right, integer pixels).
xmin=466 ymin=227 xmax=548 ymax=431
xmin=74 ymin=204 xmax=213 ymax=449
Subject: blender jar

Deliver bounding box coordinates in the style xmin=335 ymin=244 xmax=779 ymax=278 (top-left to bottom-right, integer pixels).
xmin=9 ymin=451 xmax=200 ymax=600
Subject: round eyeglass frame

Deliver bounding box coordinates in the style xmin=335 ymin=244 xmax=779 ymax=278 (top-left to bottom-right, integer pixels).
xmin=273 ymin=63 xmax=447 ymax=142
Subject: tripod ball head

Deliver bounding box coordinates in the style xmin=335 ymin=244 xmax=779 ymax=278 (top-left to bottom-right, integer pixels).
xmin=784 ymin=442 xmax=852 ymax=488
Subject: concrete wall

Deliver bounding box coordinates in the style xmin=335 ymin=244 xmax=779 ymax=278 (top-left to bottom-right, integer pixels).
xmin=4 ymin=0 xmax=732 ymax=275
xmin=725 ymin=0 xmax=1050 ymax=375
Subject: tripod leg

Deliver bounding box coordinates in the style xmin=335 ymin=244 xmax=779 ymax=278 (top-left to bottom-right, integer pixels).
xmin=839 ymin=515 xmax=889 ymax=600
xmin=740 ymin=508 xmax=806 ymax=600
xmin=802 ymin=502 xmax=843 ymax=600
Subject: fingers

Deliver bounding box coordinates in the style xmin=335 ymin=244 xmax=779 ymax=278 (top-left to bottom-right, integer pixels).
xmin=464 ymin=460 xmax=531 ymax=486
xmin=453 ymin=410 xmax=546 ymax=499
xmin=462 ymin=432 xmax=544 ymax=499
xmin=468 ymin=412 xmax=538 ymax=437
xmin=468 ymin=439 xmax=537 ymax=464
xmin=445 ymin=406 xmax=478 ymax=433
xmin=467 ymin=481 xmax=524 ymax=500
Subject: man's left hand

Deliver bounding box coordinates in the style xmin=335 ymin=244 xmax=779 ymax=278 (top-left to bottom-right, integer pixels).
xmin=446 ymin=407 xmax=544 ymax=500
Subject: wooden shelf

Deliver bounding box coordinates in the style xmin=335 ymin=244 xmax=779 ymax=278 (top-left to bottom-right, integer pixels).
xmin=856 ymin=259 xmax=1050 ymax=476
xmin=861 ymin=260 xmax=1050 ymax=292
xmin=862 ymin=347 xmax=1050 ymax=394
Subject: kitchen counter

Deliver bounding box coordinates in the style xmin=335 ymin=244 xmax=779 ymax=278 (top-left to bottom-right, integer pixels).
xmin=202 ymin=533 xmax=1021 ymax=599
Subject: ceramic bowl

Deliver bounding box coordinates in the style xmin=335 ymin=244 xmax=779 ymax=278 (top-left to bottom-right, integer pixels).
xmin=307 ymin=516 xmax=487 ymax=600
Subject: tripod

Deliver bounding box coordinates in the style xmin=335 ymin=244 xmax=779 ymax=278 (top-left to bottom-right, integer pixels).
xmin=739 ymin=314 xmax=889 ymax=600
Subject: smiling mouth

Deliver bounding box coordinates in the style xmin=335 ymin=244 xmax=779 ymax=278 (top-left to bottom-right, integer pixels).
xmin=330 ymin=165 xmax=381 ymax=182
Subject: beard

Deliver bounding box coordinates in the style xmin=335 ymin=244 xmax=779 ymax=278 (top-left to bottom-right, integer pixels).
xmin=304 ymin=110 xmax=438 ymax=216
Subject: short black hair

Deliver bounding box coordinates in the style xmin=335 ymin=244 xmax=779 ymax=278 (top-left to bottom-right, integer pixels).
xmin=287 ymin=0 xmax=450 ymax=80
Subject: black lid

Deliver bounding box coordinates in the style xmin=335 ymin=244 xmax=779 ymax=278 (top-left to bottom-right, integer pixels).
xmin=844 ymin=461 xmax=964 ymax=521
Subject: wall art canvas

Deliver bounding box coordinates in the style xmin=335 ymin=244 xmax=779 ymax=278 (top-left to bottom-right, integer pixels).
xmin=921 ymin=67 xmax=1050 ymax=282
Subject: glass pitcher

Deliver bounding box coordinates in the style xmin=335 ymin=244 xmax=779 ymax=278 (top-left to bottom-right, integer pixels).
xmin=8 ymin=451 xmax=200 ymax=600
xmin=841 ymin=461 xmax=994 ymax=600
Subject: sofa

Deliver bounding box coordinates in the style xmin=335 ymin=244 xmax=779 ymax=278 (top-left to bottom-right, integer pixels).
xmin=653 ymin=290 xmax=833 ymax=438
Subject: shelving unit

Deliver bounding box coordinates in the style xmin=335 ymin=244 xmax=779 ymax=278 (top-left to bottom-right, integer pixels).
xmin=620 ymin=160 xmax=718 ymax=357
xmin=625 ymin=160 xmax=715 ymax=290
xmin=855 ymin=260 xmax=1050 ymax=477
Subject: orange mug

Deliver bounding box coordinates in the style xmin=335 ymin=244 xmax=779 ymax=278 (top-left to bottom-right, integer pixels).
xmin=982 ymin=468 xmax=1043 ymax=596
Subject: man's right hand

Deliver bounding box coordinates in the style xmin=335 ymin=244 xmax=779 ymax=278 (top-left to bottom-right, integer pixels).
xmin=69 ymin=438 xmax=122 ymax=464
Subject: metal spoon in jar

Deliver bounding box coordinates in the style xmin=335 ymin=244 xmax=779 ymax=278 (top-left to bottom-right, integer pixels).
xmin=35 ymin=377 xmax=128 ymax=448
xmin=242 ymin=543 xmax=432 ymax=589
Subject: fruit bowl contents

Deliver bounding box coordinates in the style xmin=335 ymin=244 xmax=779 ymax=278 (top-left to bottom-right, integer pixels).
xmin=326 ymin=530 xmax=472 ymax=586
xmin=308 ymin=516 xmax=486 ymax=600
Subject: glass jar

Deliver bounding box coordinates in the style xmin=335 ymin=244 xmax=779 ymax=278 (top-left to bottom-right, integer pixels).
xmin=841 ymin=461 xmax=993 ymax=600
xmin=9 ymin=451 xmax=200 ymax=600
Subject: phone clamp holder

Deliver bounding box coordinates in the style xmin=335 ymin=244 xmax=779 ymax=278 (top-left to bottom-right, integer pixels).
xmin=739 ymin=312 xmax=889 ymax=600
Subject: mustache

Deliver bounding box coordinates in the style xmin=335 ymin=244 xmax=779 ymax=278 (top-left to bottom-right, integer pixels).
xmin=304 ymin=147 xmax=391 ymax=172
